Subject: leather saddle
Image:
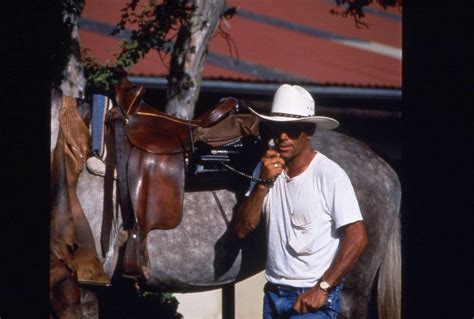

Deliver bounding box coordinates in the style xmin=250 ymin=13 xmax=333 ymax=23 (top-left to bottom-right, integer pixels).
xmin=107 ymin=80 xmax=260 ymax=278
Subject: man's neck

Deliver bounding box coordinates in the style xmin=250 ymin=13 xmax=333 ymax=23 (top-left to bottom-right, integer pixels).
xmin=285 ymin=146 xmax=316 ymax=178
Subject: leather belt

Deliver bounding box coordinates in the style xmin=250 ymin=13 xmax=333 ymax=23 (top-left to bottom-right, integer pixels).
xmin=264 ymin=282 xmax=307 ymax=293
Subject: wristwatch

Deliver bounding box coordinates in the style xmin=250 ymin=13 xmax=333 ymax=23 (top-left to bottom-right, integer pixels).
xmin=318 ymin=280 xmax=331 ymax=292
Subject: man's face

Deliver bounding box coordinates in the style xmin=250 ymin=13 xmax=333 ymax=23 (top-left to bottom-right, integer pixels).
xmin=269 ymin=122 xmax=314 ymax=161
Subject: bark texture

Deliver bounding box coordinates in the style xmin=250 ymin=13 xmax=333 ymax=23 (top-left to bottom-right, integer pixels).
xmin=166 ymin=0 xmax=227 ymax=119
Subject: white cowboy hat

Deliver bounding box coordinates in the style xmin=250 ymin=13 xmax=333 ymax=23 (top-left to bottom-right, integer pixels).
xmin=248 ymin=84 xmax=339 ymax=130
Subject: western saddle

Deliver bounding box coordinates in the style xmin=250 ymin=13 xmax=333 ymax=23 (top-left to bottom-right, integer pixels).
xmin=107 ymin=79 xmax=261 ymax=278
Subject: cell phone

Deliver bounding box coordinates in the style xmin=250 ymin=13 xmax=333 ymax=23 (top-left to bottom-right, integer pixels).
xmin=268 ymin=139 xmax=276 ymax=150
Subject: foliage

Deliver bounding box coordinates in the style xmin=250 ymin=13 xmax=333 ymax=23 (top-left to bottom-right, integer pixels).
xmin=330 ymin=0 xmax=402 ymax=28
xmin=100 ymin=280 xmax=183 ymax=318
xmin=82 ymin=0 xmax=195 ymax=93
xmin=137 ymin=291 xmax=184 ymax=318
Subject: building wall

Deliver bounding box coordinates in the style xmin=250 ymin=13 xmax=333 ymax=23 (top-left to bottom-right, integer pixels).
xmin=175 ymin=271 xmax=266 ymax=319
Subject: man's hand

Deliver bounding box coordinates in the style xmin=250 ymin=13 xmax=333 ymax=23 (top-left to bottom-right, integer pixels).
xmin=231 ymin=150 xmax=284 ymax=239
xmin=260 ymin=150 xmax=285 ymax=182
xmin=293 ymin=287 xmax=327 ymax=314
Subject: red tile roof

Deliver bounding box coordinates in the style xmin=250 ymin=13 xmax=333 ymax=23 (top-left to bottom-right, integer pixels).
xmin=80 ymin=0 xmax=401 ymax=89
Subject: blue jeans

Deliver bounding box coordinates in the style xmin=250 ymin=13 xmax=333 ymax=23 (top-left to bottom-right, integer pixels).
xmin=263 ymin=282 xmax=342 ymax=319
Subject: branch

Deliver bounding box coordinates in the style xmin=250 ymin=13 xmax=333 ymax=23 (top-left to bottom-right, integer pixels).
xmin=81 ymin=0 xmax=194 ymax=94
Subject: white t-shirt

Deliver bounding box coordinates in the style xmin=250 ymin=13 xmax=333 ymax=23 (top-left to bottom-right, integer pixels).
xmin=247 ymin=152 xmax=363 ymax=288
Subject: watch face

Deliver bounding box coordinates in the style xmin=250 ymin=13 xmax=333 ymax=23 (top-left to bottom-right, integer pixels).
xmin=320 ymin=281 xmax=330 ymax=290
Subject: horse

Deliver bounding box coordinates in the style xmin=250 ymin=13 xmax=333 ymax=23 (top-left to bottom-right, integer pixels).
xmin=50 ymin=87 xmax=401 ymax=319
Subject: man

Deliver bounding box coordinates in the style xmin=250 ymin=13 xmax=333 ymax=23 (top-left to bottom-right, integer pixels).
xmin=232 ymin=84 xmax=368 ymax=319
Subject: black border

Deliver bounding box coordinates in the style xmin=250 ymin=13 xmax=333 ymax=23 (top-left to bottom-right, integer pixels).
xmin=402 ymin=1 xmax=473 ymax=318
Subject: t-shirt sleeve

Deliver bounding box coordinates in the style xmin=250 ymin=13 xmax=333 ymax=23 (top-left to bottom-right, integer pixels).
xmin=244 ymin=162 xmax=262 ymax=197
xmin=329 ymin=172 xmax=363 ymax=229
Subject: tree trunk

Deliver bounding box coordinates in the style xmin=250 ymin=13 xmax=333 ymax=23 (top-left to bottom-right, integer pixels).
xmin=166 ymin=0 xmax=227 ymax=119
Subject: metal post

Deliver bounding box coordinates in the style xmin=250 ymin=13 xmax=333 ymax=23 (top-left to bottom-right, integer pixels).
xmin=222 ymin=283 xmax=235 ymax=319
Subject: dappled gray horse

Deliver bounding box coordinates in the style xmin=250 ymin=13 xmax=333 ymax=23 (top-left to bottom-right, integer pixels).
xmin=51 ymin=94 xmax=401 ymax=319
